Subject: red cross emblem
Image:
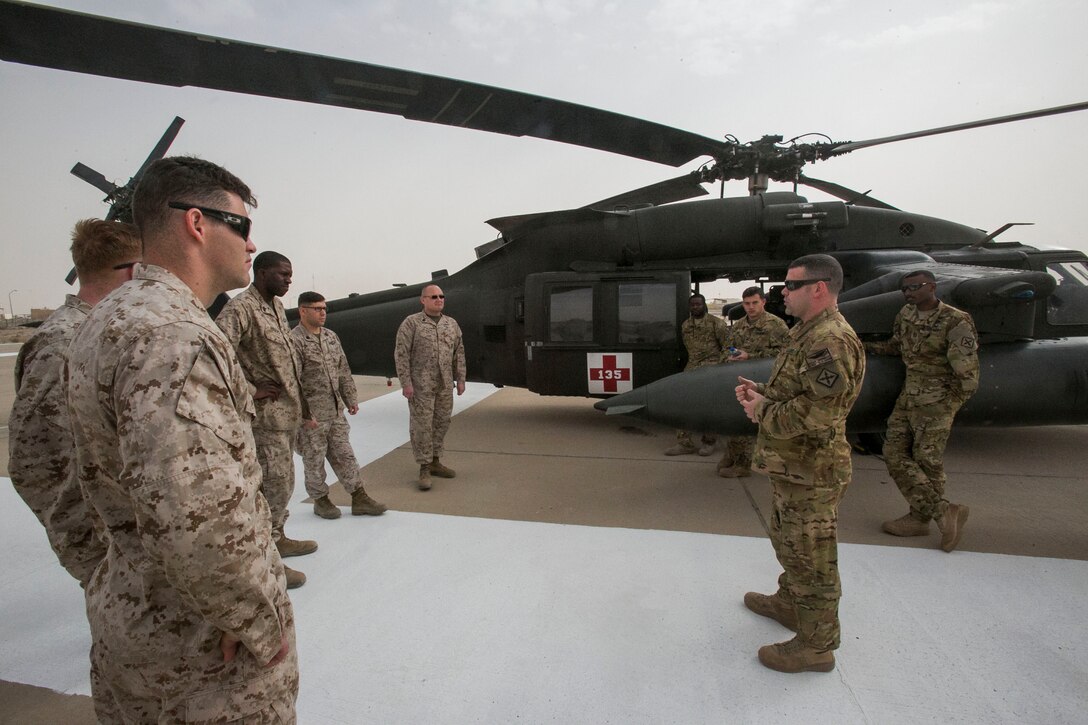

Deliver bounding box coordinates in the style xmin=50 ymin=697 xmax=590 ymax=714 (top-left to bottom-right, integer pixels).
xmin=588 ymin=354 xmax=632 ymax=393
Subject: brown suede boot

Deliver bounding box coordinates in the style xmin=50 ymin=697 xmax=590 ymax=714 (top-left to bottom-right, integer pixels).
xmin=275 ymin=529 xmax=318 ymax=557
xmin=882 ymin=513 xmax=931 ymax=537
xmin=418 ymin=464 xmax=432 ymax=491
xmin=313 ymin=495 xmax=341 ymax=520
xmin=757 ymin=636 xmax=835 ymax=673
xmin=938 ymin=503 xmax=970 ymax=552
xmin=743 ymin=591 xmax=799 ymax=632
xmin=429 ymin=458 xmax=456 ymax=478
xmin=351 ymin=487 xmax=388 ymax=515
xmin=283 ymin=565 xmax=306 ymax=590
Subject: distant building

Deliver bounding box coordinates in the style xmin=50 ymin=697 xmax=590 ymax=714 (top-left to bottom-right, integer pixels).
xmin=30 ymin=307 xmax=53 ymax=321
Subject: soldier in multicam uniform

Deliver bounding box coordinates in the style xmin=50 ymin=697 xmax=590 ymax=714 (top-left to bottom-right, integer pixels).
xmin=394 ymin=284 xmax=466 ymax=490
xmin=292 ymin=290 xmax=387 ymax=519
xmin=718 ymin=286 xmax=790 ymax=478
xmin=865 ymin=269 xmax=978 ymax=552
xmin=66 ymin=156 xmax=298 ymax=721
xmin=736 ymin=254 xmax=865 ymax=674
xmin=664 ymin=293 xmax=732 ymax=456
xmin=217 ymin=250 xmax=315 ymax=589
xmin=9 ymin=218 xmax=140 ymax=586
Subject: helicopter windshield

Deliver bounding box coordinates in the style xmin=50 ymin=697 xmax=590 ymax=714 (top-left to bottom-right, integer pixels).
xmin=1045 ymin=261 xmax=1088 ymax=325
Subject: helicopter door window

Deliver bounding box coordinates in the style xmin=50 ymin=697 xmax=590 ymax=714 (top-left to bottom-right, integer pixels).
xmin=618 ymin=283 xmax=676 ymax=344
xmin=548 ymin=285 xmax=594 ymax=342
xmin=1045 ymin=261 xmax=1088 ymax=326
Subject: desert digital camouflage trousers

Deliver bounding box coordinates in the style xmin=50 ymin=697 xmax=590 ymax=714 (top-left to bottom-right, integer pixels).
xmin=254 ymin=428 xmax=296 ymax=533
xmin=296 ymin=417 xmax=361 ymax=498
xmin=408 ymin=385 xmax=454 ymax=464
xmin=769 ymin=477 xmax=848 ymax=651
xmin=882 ymin=399 xmax=962 ymax=522
xmin=91 ymin=619 xmax=299 ymax=723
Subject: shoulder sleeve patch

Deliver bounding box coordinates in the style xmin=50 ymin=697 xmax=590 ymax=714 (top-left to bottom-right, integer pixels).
xmin=806 ymin=347 xmax=834 ymax=367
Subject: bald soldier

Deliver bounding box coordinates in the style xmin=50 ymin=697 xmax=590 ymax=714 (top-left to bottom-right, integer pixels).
xmin=865 ymin=269 xmax=978 ymax=552
xmin=394 ymin=284 xmax=466 ymax=490
xmin=217 ymin=249 xmax=315 ymax=588
xmin=736 ymin=254 xmax=865 ymax=674
xmin=9 ymin=219 xmax=140 ymax=586
xmin=718 ymin=286 xmax=790 ymax=478
xmin=66 ymin=157 xmax=298 ymax=721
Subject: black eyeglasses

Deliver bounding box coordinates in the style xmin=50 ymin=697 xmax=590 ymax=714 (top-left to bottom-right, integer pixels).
xmin=783 ymin=278 xmax=830 ymax=291
xmin=900 ymin=282 xmax=931 ymax=293
xmin=112 ymin=261 xmax=138 ymax=271
xmin=427 ymin=295 xmax=446 ymax=300
xmin=168 ymin=201 xmax=252 ymax=240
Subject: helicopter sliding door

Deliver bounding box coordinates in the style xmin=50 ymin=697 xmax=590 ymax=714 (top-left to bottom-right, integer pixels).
xmin=524 ymin=271 xmax=689 ymax=396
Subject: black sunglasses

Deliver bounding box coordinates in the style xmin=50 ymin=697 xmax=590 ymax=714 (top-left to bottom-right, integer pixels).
xmin=900 ymin=282 xmax=931 ymax=293
xmin=168 ymin=201 xmax=252 ymax=240
xmin=783 ymin=278 xmax=830 ymax=291
xmin=302 ymin=305 xmax=328 ymax=312
xmin=427 ymin=295 xmax=446 ymax=300
xmin=112 ymin=261 xmax=138 ymax=271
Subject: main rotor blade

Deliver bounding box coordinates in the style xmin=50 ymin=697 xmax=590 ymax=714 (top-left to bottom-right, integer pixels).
xmin=587 ymin=173 xmax=708 ymax=209
xmin=798 ymin=174 xmax=897 ymax=210
xmin=70 ymin=161 xmax=118 ymax=195
xmin=830 ymin=101 xmax=1088 ymax=155
xmin=0 ymin=2 xmax=728 ymax=168
xmin=133 ymin=116 xmax=185 ymax=182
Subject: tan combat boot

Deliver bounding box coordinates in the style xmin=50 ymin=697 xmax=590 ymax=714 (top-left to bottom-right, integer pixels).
xmin=283 ymin=565 xmax=306 ymax=590
xmin=718 ymin=466 xmax=752 ymax=479
xmin=351 ymin=487 xmax=388 ymax=515
xmin=275 ymin=529 xmax=318 ymax=558
xmin=743 ymin=591 xmax=799 ymax=632
xmin=882 ymin=513 xmax=931 ymax=537
xmin=757 ymin=636 xmax=835 ymax=673
xmin=697 ymin=443 xmax=715 ymax=456
xmin=313 ymin=495 xmax=341 ymax=520
xmin=418 ymin=464 xmax=432 ymax=491
xmin=937 ymin=503 xmax=970 ymax=552
xmin=429 ymin=457 xmax=456 ymax=478
xmin=664 ymin=443 xmax=697 ymax=456
xmin=716 ymin=454 xmax=735 ymax=473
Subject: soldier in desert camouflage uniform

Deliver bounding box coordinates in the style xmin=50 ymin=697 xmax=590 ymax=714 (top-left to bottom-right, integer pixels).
xmin=865 ymin=270 xmax=978 ymax=552
xmin=292 ymin=290 xmax=387 ymax=519
xmin=664 ymin=293 xmax=732 ymax=456
xmin=217 ymin=249 xmax=315 ymax=588
xmin=9 ymin=219 xmax=140 ymax=587
xmin=394 ymin=284 xmax=466 ymax=490
xmin=66 ymin=156 xmax=298 ymax=721
xmin=718 ymin=286 xmax=790 ymax=478
xmin=736 ymin=254 xmax=865 ymax=674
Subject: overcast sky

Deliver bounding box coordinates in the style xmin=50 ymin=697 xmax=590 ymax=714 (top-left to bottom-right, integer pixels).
xmin=2 ymin=0 xmax=1086 ymax=313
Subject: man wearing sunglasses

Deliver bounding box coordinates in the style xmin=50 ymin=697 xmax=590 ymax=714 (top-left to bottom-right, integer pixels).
xmin=865 ymin=270 xmax=978 ymax=552
xmin=66 ymin=157 xmax=297 ymax=721
xmin=394 ymin=284 xmax=466 ymax=490
xmin=292 ymin=290 xmax=387 ymax=519
xmin=735 ymin=254 xmax=865 ymax=674
xmin=10 ymin=218 xmax=140 ymax=588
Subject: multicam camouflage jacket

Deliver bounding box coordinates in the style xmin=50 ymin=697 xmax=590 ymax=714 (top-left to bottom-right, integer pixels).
xmin=865 ymin=301 xmax=979 ymax=403
xmin=394 ymin=312 xmax=466 ymax=391
xmin=753 ymin=307 xmax=865 ymax=486
xmin=290 ymin=325 xmax=358 ymax=421
xmin=216 ymin=284 xmax=305 ymax=430
xmin=67 ymin=264 xmax=291 ymax=666
xmin=730 ymin=311 xmax=790 ymax=359
xmin=681 ymin=313 xmax=732 ymax=370
xmin=9 ymin=293 xmax=106 ymax=585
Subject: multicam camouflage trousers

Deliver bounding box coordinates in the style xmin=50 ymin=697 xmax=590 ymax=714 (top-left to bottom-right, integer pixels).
xmin=296 ymin=416 xmax=361 ymax=498
xmin=254 ymin=428 xmax=296 ymax=533
xmin=768 ymin=476 xmax=848 ymax=651
xmin=882 ymin=399 xmax=963 ymax=522
xmin=676 ymin=429 xmax=717 ymax=448
xmin=408 ymin=384 xmax=454 ymax=464
xmin=91 ymin=620 xmax=299 ymax=723
xmin=723 ymin=435 xmax=755 ymax=468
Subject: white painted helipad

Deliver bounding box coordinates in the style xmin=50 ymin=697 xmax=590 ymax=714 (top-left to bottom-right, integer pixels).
xmin=2 ymin=385 xmax=1086 ymax=723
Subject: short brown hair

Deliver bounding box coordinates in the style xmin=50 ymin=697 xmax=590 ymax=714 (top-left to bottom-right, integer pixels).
xmin=789 ymin=254 xmax=844 ymax=294
xmin=70 ymin=219 xmax=141 ymax=281
xmin=133 ymin=156 xmax=255 ymax=241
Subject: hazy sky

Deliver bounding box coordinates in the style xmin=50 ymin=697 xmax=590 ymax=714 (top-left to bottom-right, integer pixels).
xmin=2 ymin=0 xmax=1086 ymax=313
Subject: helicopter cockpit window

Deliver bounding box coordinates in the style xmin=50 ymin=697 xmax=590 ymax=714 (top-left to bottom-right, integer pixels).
xmin=549 ymin=285 xmax=594 ymax=342
xmin=618 ymin=283 xmax=676 ymax=344
xmin=1045 ymin=261 xmax=1088 ymax=325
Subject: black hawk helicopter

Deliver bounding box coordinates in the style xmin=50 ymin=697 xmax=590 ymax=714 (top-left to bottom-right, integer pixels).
xmin=2 ymin=0 xmax=1087 ymax=434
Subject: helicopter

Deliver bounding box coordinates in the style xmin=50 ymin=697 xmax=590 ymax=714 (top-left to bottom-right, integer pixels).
xmin=2 ymin=0 xmax=1087 ymax=432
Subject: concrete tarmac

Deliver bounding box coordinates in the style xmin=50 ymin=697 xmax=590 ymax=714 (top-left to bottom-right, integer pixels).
xmin=2 ymin=346 xmax=1086 ymax=722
